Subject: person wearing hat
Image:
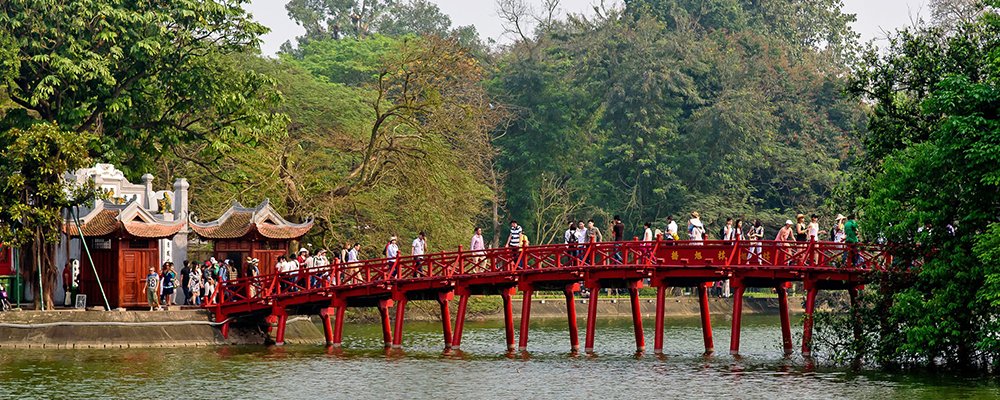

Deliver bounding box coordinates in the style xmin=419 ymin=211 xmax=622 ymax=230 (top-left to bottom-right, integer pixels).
xmin=795 ymin=214 xmax=808 ymax=242
xmin=775 ymin=220 xmax=795 ymax=265
xmin=831 ymin=214 xmax=847 ymax=243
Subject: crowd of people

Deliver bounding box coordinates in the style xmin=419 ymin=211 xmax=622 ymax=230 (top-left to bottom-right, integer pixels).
xmin=140 ymin=212 xmax=861 ymax=309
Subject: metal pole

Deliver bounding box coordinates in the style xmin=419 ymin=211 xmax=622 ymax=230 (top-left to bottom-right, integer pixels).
xmin=36 ymin=239 xmax=43 ymax=310
xmin=13 ymin=247 xmax=19 ymax=309
xmin=73 ymin=207 xmax=111 ymax=311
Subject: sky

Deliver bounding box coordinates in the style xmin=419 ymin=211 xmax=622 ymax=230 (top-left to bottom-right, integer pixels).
xmin=246 ymin=0 xmax=932 ymax=56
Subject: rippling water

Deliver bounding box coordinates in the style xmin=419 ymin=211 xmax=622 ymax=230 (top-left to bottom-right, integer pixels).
xmin=0 ymin=316 xmax=996 ymax=399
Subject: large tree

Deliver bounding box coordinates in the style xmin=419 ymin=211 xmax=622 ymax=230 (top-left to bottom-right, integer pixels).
xmin=0 ymin=0 xmax=282 ymax=309
xmin=824 ymin=0 xmax=1000 ymax=369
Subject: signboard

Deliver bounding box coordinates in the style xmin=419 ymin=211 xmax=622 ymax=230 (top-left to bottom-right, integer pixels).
xmin=75 ymin=294 xmax=87 ymax=309
xmin=92 ymin=238 xmax=112 ymax=250
xmin=0 ymin=245 xmax=11 ymax=275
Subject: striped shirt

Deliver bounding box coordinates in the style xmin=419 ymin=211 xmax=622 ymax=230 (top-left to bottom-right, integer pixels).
xmin=509 ymin=226 xmax=523 ymax=247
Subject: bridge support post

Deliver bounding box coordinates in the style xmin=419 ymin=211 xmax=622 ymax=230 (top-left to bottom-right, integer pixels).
xmin=654 ymin=284 xmax=666 ymax=354
xmin=585 ymin=281 xmax=601 ymax=353
xmin=801 ymin=280 xmax=819 ymax=357
xmin=729 ymin=282 xmax=746 ymax=355
xmin=378 ymin=299 xmax=394 ymax=348
xmin=392 ymin=294 xmax=408 ymax=349
xmin=777 ymin=284 xmax=793 ymax=355
xmin=452 ymin=289 xmax=470 ymax=350
xmin=501 ymin=288 xmax=516 ymax=352
xmin=697 ymin=283 xmax=714 ymax=354
xmin=628 ymin=281 xmax=645 ymax=352
xmin=268 ymin=308 xmax=289 ymax=346
xmin=320 ymin=307 xmax=335 ymax=346
xmin=438 ymin=292 xmax=454 ymax=350
xmin=333 ymin=304 xmax=346 ymax=346
xmin=564 ymin=283 xmax=580 ymax=352
xmin=518 ymin=284 xmax=533 ymax=351
xmin=849 ymin=286 xmax=863 ymax=347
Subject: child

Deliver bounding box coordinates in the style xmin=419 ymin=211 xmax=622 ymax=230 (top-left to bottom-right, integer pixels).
xmin=146 ymin=267 xmax=160 ymax=311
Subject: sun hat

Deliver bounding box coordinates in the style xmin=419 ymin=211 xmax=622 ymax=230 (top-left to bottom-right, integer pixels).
xmin=836 ymin=214 xmax=846 ymax=221
xmin=785 ymin=220 xmax=793 ymax=225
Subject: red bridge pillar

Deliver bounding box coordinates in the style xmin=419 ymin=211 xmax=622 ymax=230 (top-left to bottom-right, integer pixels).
xmin=320 ymin=307 xmax=335 ymax=346
xmin=585 ymin=280 xmax=601 ymax=353
xmin=501 ymin=287 xmax=516 ymax=352
xmin=801 ymin=280 xmax=819 ymax=357
xmin=653 ymin=284 xmax=666 ymax=354
xmin=438 ymin=291 xmax=454 ymax=349
xmin=518 ymin=284 xmax=534 ymax=351
xmin=392 ymin=292 xmax=408 ymax=349
xmin=777 ymin=283 xmax=793 ymax=355
xmin=729 ymin=279 xmax=746 ymax=355
xmin=564 ymin=283 xmax=580 ymax=352
xmin=378 ymin=299 xmax=394 ymax=348
xmin=697 ymin=283 xmax=714 ymax=354
xmin=452 ymin=288 xmax=471 ymax=350
xmin=628 ymin=280 xmax=645 ymax=352
xmin=268 ymin=307 xmax=289 ymax=346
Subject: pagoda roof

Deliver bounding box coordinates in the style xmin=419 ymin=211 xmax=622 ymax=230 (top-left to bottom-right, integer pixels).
xmin=64 ymin=200 xmax=184 ymax=239
xmin=189 ymin=199 xmax=313 ymax=240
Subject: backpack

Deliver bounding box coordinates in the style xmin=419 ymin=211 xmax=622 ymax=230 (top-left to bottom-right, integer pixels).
xmin=719 ymin=227 xmax=726 ymax=240
xmin=567 ymin=231 xmax=578 ymax=244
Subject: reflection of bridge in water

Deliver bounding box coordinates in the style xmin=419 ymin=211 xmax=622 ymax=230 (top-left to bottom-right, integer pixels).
xmin=209 ymin=240 xmax=900 ymax=356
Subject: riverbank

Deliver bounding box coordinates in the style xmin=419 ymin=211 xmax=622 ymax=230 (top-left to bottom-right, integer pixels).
xmin=0 ymin=296 xmax=813 ymax=348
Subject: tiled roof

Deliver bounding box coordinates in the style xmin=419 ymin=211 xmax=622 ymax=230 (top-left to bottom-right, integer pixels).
xmin=190 ymin=199 xmax=313 ymax=240
xmin=63 ymin=202 xmax=183 ymax=239
xmin=189 ymin=210 xmax=253 ymax=239
xmin=122 ymin=221 xmax=185 ymax=238
xmin=63 ymin=210 xmax=119 ymax=237
xmin=256 ymin=222 xmax=314 ymax=240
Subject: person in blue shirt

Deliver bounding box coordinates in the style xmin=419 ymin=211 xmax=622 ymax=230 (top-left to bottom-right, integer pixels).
xmin=160 ymin=262 xmax=177 ymax=307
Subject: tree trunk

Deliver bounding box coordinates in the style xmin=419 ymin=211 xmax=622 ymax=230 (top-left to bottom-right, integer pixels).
xmin=30 ymin=227 xmax=57 ymax=310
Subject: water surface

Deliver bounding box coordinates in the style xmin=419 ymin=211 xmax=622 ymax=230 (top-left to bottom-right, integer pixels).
xmin=0 ymin=316 xmax=995 ymax=399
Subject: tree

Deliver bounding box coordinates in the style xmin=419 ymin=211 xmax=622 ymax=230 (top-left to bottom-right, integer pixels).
xmin=0 ymin=123 xmax=92 ymax=310
xmin=284 ymin=0 xmax=482 ymax=50
xmin=169 ymin=36 xmax=506 ymax=252
xmin=834 ymin=1 xmax=1000 ymax=369
xmin=0 ymin=0 xmax=282 ymax=308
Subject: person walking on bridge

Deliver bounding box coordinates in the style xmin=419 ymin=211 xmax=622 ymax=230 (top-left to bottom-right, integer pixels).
xmin=506 ymin=220 xmax=524 ymax=268
xmin=470 ymin=227 xmax=485 ymax=271
xmin=748 ymin=220 xmax=765 ymax=264
xmin=565 ymin=222 xmax=579 ymax=265
xmin=612 ymin=216 xmax=625 ymax=263
xmin=412 ymin=232 xmax=427 ymax=277
xmin=776 ymin=219 xmax=795 ymax=265
xmin=587 ymin=220 xmax=603 ymax=243
xmin=844 ymin=214 xmax=861 ymax=267
xmin=386 ymin=237 xmax=400 ymax=278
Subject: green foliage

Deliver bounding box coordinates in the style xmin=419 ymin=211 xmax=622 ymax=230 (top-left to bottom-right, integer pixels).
xmin=491 ymin=2 xmax=865 ymax=240
xmin=0 ymin=0 xmax=284 ymax=177
xmin=829 ymin=2 xmax=1000 ymax=369
xmin=170 ymin=36 xmax=500 ymax=254
xmin=0 ymin=123 xmax=93 ymax=246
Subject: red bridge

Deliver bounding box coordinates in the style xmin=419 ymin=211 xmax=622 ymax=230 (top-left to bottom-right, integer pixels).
xmin=208 ymin=240 xmax=899 ymax=356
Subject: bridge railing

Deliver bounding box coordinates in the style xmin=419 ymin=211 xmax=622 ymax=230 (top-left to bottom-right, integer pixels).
xmin=209 ymin=240 xmax=891 ymax=309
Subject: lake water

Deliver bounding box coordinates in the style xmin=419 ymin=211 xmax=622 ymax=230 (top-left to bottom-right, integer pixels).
xmin=0 ymin=315 xmax=996 ymax=399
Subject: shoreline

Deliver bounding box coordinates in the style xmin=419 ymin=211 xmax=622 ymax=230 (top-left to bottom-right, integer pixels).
xmin=0 ymin=296 xmax=816 ymax=348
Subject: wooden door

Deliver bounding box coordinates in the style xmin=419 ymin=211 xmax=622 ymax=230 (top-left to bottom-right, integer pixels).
xmin=121 ymin=248 xmax=156 ymax=307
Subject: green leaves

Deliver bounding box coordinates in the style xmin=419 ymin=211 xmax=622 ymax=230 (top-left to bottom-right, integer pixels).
xmin=844 ymin=3 xmax=1000 ymax=369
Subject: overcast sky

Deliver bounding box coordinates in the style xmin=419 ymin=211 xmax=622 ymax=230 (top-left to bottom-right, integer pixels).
xmin=246 ymin=0 xmax=932 ymax=55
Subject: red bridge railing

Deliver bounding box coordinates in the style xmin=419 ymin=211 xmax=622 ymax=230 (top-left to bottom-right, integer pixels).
xmin=208 ymin=240 xmax=893 ymax=308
